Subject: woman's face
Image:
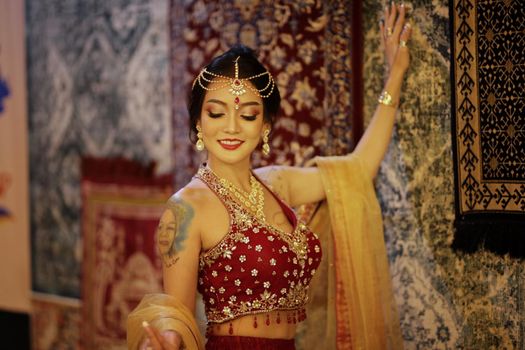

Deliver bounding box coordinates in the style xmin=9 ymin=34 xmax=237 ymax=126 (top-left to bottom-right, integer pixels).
xmin=198 ymin=80 xmax=268 ymax=167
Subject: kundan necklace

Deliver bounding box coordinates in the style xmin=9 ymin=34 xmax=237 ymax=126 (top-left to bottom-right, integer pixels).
xmin=215 ymin=171 xmax=266 ymax=222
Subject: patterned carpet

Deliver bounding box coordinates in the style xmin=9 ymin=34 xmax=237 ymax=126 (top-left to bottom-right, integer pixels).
xmin=80 ymin=157 xmax=171 ymax=348
xmin=169 ymin=0 xmax=355 ymax=189
xmin=27 ymin=0 xmax=171 ymax=297
xmin=364 ymin=0 xmax=525 ymax=348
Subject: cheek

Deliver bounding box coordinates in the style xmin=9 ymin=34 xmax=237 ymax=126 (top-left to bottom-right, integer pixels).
xmin=245 ymin=119 xmax=265 ymax=138
xmin=242 ymin=127 xmax=262 ymax=143
xmin=200 ymin=121 xmax=221 ymax=137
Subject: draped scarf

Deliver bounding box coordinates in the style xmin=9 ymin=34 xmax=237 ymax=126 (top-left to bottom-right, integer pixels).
xmin=127 ymin=154 xmax=402 ymax=350
xmin=304 ymin=154 xmax=403 ymax=350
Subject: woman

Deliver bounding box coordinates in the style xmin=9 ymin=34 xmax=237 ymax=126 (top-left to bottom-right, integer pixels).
xmin=129 ymin=3 xmax=411 ymax=349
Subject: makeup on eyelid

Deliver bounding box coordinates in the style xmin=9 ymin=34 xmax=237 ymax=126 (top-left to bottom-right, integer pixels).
xmin=204 ymin=108 xmax=261 ymax=119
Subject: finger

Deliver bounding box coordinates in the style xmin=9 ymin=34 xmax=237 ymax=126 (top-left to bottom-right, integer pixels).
xmin=384 ymin=4 xmax=390 ymax=24
xmin=142 ymin=321 xmax=164 ymax=350
xmin=399 ymin=23 xmax=412 ymax=49
xmin=159 ymin=330 xmax=179 ymax=350
xmin=392 ymin=3 xmax=406 ymax=40
xmin=387 ymin=1 xmax=397 ymax=28
xmin=140 ymin=338 xmax=151 ymax=350
xmin=383 ymin=5 xmax=392 ymax=37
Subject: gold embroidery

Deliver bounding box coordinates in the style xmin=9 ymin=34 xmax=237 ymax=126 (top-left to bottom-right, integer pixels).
xmin=195 ymin=165 xmax=318 ymax=323
xmin=196 ymin=166 xmax=310 ymax=267
xmin=204 ymin=282 xmax=310 ymax=323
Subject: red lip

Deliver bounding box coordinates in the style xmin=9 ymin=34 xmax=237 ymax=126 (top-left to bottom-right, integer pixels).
xmin=218 ymin=139 xmax=244 ymax=150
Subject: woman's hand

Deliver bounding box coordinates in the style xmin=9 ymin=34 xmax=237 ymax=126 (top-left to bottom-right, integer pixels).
xmin=140 ymin=321 xmax=181 ymax=350
xmin=380 ymin=2 xmax=412 ymax=77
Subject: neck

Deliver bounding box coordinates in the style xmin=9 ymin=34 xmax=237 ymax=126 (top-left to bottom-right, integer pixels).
xmin=206 ymin=157 xmax=253 ymax=192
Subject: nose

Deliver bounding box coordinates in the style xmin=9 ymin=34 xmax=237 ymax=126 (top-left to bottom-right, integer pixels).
xmin=224 ymin=114 xmax=240 ymax=134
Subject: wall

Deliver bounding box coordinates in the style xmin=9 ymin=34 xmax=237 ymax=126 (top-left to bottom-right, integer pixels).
xmin=0 ymin=0 xmax=30 ymax=313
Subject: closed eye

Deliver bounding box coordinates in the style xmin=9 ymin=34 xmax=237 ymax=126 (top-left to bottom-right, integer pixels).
xmin=207 ymin=112 xmax=224 ymax=119
xmin=241 ymin=115 xmax=257 ymax=121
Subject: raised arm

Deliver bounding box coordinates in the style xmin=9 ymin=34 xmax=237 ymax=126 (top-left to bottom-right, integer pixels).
xmin=353 ymin=3 xmax=412 ymax=178
xmin=257 ymin=3 xmax=411 ymax=207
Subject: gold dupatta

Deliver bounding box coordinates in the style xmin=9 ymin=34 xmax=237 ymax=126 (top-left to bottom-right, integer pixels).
xmin=300 ymin=154 xmax=403 ymax=350
xmin=127 ymin=293 xmax=205 ymax=350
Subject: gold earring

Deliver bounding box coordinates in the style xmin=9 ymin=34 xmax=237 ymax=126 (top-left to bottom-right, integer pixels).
xmin=262 ymin=129 xmax=270 ymax=156
xmin=196 ymin=125 xmax=205 ymax=151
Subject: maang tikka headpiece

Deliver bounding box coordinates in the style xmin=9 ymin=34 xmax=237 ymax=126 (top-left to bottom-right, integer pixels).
xmin=192 ymin=56 xmax=275 ymax=110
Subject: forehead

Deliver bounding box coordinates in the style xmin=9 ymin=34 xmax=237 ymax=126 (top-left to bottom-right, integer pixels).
xmin=203 ymin=80 xmax=262 ymax=104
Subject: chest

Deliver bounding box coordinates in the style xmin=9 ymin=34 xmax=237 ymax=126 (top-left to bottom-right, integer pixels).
xmin=197 ymin=217 xmax=322 ymax=322
xmin=200 ymin=187 xmax=294 ymax=252
xmin=198 ymin=216 xmax=323 ymax=304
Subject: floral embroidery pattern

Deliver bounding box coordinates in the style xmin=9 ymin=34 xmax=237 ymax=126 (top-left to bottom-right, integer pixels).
xmin=195 ymin=165 xmax=322 ymax=323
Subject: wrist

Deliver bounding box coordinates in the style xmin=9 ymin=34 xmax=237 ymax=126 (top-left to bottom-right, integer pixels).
xmin=385 ymin=66 xmax=406 ymax=83
xmin=382 ymin=72 xmax=405 ymax=103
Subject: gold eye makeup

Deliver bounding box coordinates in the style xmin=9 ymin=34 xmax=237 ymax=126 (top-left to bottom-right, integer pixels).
xmin=207 ymin=111 xmax=224 ymax=119
xmin=241 ymin=114 xmax=258 ymax=121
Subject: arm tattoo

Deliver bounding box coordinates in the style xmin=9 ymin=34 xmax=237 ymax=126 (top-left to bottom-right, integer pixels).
xmin=157 ymin=198 xmax=195 ymax=268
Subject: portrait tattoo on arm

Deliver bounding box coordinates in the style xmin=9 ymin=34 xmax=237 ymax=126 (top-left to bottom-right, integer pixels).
xmin=156 ymin=198 xmax=195 ymax=268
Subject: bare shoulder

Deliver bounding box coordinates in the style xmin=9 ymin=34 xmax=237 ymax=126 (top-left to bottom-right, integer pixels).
xmin=253 ymin=165 xmax=291 ymax=202
xmin=169 ymin=178 xmax=213 ymax=207
xmin=162 ymin=179 xmax=212 ymax=231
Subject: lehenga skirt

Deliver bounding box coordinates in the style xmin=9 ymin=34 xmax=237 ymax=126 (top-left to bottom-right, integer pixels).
xmin=205 ymin=335 xmax=296 ymax=350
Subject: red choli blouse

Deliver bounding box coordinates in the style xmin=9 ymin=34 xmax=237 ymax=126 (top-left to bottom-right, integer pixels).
xmin=195 ymin=166 xmax=322 ymax=324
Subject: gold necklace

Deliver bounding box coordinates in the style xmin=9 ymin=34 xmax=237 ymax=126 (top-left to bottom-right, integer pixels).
xmin=215 ymin=172 xmax=266 ymax=222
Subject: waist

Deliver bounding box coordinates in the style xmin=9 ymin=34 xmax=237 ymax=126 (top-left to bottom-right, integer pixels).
xmin=207 ymin=309 xmax=301 ymax=339
xmin=206 ymin=334 xmax=296 ymax=350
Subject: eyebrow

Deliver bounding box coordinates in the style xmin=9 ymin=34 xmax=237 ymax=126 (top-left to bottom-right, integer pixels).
xmin=206 ymin=99 xmax=261 ymax=108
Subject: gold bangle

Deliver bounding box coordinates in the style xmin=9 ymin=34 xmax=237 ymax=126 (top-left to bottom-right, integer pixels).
xmin=378 ymin=90 xmax=397 ymax=107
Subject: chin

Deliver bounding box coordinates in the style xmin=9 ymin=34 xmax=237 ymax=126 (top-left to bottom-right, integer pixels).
xmin=208 ymin=145 xmax=257 ymax=165
xmin=211 ymin=154 xmax=251 ymax=165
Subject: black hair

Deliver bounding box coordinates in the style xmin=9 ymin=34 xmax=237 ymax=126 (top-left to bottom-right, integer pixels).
xmin=187 ymin=44 xmax=281 ymax=142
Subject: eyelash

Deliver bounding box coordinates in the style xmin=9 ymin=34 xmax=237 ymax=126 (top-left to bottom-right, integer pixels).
xmin=207 ymin=112 xmax=224 ymax=118
xmin=207 ymin=112 xmax=258 ymax=121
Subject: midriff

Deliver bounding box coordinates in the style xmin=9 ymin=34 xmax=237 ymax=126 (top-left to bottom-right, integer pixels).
xmin=208 ymin=309 xmax=299 ymax=339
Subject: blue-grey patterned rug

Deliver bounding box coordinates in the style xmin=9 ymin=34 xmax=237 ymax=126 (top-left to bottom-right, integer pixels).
xmin=27 ymin=0 xmax=171 ymax=297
